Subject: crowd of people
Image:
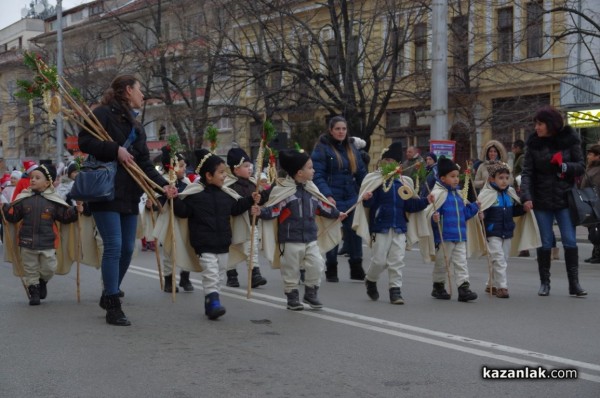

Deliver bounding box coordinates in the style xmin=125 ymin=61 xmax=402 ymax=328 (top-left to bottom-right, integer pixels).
xmin=0 ymin=76 xmax=591 ymax=326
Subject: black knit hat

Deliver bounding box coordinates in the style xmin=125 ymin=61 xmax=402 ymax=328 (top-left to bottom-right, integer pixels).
xmin=437 ymin=156 xmax=459 ymax=177
xmin=279 ymin=149 xmax=310 ymax=177
xmin=381 ymin=141 xmax=403 ymax=162
xmin=35 ymin=164 xmax=57 ymax=183
xmin=424 ymin=152 xmax=437 ymax=163
xmin=194 ymin=149 xmax=223 ymax=177
xmin=161 ymin=146 xmax=185 ymax=168
xmin=227 ymin=147 xmax=252 ymax=171
xmin=66 ymin=162 xmax=78 ymax=177
xmin=534 ymin=106 xmax=564 ymax=135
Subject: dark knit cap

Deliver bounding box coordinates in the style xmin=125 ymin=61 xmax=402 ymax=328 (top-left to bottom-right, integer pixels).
xmin=279 ymin=149 xmax=310 ymax=177
xmin=35 ymin=164 xmax=57 ymax=183
xmin=194 ymin=149 xmax=223 ymax=177
xmin=424 ymin=152 xmax=437 ymax=163
xmin=533 ymin=106 xmax=564 ymax=135
xmin=381 ymin=141 xmax=403 ymax=162
xmin=437 ymin=156 xmax=459 ymax=177
xmin=227 ymin=147 xmax=252 ymax=170
xmin=161 ymin=146 xmax=185 ymax=168
xmin=66 ymin=162 xmax=78 ymax=177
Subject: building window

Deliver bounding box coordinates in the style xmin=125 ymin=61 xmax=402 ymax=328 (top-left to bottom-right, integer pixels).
xmin=327 ymin=38 xmax=339 ymax=78
xmin=451 ymin=15 xmax=468 ymax=69
xmin=526 ymin=1 xmax=544 ymax=58
xmin=391 ymin=26 xmax=405 ymax=76
xmin=99 ymin=37 xmax=113 ymax=58
xmin=7 ymin=80 xmax=16 ymax=102
xmin=216 ymin=109 xmax=232 ymax=130
xmin=414 ymin=23 xmax=427 ymax=72
xmin=497 ymin=7 xmax=513 ymax=63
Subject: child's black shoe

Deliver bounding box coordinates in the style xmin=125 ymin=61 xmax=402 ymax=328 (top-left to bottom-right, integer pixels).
xmin=28 ymin=285 xmax=41 ymax=306
xmin=179 ymin=271 xmax=194 ymax=292
xmin=285 ymin=289 xmax=304 ymax=311
xmin=389 ymin=287 xmax=404 ymax=304
xmin=431 ymin=282 xmax=451 ymax=300
xmin=303 ymin=286 xmax=323 ymax=309
xmin=226 ymin=270 xmax=240 ymax=287
xmin=204 ymin=292 xmax=226 ymax=320
xmin=251 ymin=267 xmax=267 ymax=288
xmin=365 ymin=279 xmax=379 ymax=301
xmin=458 ymin=282 xmax=478 ymax=302
xmin=39 ymin=278 xmax=47 ymax=300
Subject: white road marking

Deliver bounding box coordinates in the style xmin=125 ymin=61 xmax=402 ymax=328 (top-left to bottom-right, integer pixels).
xmin=128 ymin=265 xmax=600 ymax=383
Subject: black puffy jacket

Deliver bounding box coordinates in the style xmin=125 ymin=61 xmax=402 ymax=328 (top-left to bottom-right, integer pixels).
xmin=520 ymin=125 xmax=584 ymax=210
xmin=78 ymin=101 xmax=168 ymax=214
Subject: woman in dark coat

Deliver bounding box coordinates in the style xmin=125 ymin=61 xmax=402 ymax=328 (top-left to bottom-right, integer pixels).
xmin=580 ymin=144 xmax=600 ymax=263
xmin=311 ymin=116 xmax=367 ymax=282
xmin=520 ymin=106 xmax=587 ymax=297
xmin=79 ymin=75 xmax=177 ymax=325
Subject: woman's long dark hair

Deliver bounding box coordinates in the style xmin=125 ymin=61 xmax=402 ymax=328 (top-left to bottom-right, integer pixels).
xmin=327 ymin=116 xmax=359 ymax=174
xmin=101 ymin=74 xmax=139 ymax=123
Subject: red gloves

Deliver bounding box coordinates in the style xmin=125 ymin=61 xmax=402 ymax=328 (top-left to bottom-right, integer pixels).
xmin=550 ymin=152 xmax=563 ymax=166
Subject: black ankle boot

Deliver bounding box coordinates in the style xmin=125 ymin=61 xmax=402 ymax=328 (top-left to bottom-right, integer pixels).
xmin=38 ymin=278 xmax=47 ymax=300
xmin=349 ymin=259 xmax=366 ymax=281
xmin=365 ymin=279 xmax=379 ymax=301
xmin=325 ymin=262 xmax=338 ymax=283
xmin=564 ymin=247 xmax=587 ymax=296
xmin=457 ymin=282 xmax=477 ymax=302
xmin=303 ymin=286 xmax=323 ymax=309
xmin=226 ymin=270 xmax=240 ymax=287
xmin=431 ymin=282 xmax=450 ymax=300
xmin=105 ymin=294 xmax=131 ymax=326
xmin=28 ymin=285 xmax=40 ymax=306
xmin=178 ymin=271 xmax=194 ymax=292
xmin=163 ymin=274 xmax=179 ymax=293
xmin=251 ymin=267 xmax=267 ymax=288
xmin=285 ymin=289 xmax=304 ymax=311
xmin=389 ymin=287 xmax=404 ymax=304
xmin=537 ymin=248 xmax=551 ymax=296
xmin=589 ymin=244 xmax=600 ymax=264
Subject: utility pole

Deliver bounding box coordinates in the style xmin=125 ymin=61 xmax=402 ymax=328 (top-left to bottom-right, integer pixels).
xmin=56 ymin=0 xmax=64 ymax=165
xmin=430 ymin=0 xmax=448 ymax=140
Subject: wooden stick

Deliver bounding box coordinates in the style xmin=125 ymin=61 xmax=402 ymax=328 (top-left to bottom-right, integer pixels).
xmin=76 ymin=212 xmax=82 ymax=303
xmin=247 ymin=141 xmax=266 ymax=299
xmin=149 ymin=206 xmax=163 ymax=291
xmin=169 ymin=197 xmax=177 ymax=302
xmin=317 ymin=200 xmax=360 ymax=240
xmin=424 ymin=182 xmax=452 ymax=296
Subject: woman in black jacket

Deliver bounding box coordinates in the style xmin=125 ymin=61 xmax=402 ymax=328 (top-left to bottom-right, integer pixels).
xmin=520 ymin=106 xmax=587 ymax=297
xmin=79 ymin=75 xmax=177 ymax=326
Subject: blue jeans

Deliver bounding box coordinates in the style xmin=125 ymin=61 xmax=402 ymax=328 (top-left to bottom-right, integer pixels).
xmin=93 ymin=211 xmax=138 ymax=295
xmin=326 ymin=211 xmax=363 ymax=264
xmin=534 ymin=208 xmax=577 ymax=249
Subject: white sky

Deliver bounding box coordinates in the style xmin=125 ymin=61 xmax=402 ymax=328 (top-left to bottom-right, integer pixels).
xmin=0 ymin=1 xmax=91 ymax=32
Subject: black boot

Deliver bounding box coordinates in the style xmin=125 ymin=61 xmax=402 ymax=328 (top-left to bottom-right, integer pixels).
xmin=204 ymin=292 xmax=226 ymax=320
xmin=105 ymin=294 xmax=131 ymax=326
xmin=38 ymin=278 xmax=47 ymax=300
xmin=163 ymin=274 xmax=179 ymax=293
xmin=389 ymin=287 xmax=404 ymax=304
xmin=99 ymin=293 xmax=108 ymax=309
xmin=251 ymin=267 xmax=267 ymax=288
xmin=431 ymin=282 xmax=450 ymax=300
xmin=457 ymin=282 xmax=477 ymax=302
xmin=179 ymin=271 xmax=194 ymax=292
xmin=325 ymin=262 xmax=338 ymax=283
xmin=28 ymin=285 xmax=40 ymax=306
xmin=589 ymin=244 xmax=600 ymax=264
xmin=564 ymin=247 xmax=587 ymax=296
xmin=349 ymin=259 xmax=366 ymax=281
xmin=365 ymin=279 xmax=379 ymax=301
xmin=226 ymin=270 xmax=240 ymax=287
xmin=537 ymin=248 xmax=551 ymax=296
xmin=303 ymin=286 xmax=323 ymax=309
xmin=285 ymin=289 xmax=304 ymax=311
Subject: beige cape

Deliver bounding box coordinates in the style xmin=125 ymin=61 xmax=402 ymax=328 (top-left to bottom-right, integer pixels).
xmin=261 ymin=176 xmax=342 ymax=269
xmin=477 ymin=182 xmax=541 ymax=256
xmin=152 ymin=183 xmax=251 ymax=272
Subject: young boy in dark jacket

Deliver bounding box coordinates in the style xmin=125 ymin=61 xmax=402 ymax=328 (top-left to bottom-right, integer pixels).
xmin=224 ymin=147 xmax=269 ymax=289
xmin=478 ymin=162 xmax=525 ymax=298
xmin=172 ymin=149 xmax=260 ymax=320
xmin=260 ymin=148 xmax=346 ymax=310
xmin=3 ymin=165 xmax=81 ymax=305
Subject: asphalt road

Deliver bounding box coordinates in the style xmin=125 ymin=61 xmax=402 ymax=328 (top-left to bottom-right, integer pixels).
xmin=1 ymin=241 xmax=599 ymax=397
